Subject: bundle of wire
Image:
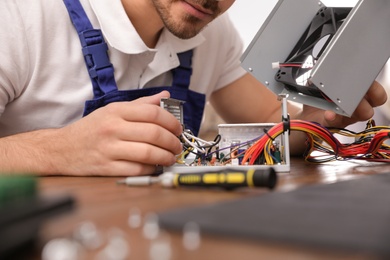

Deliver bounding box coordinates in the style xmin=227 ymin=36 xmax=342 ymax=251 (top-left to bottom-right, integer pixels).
xmin=177 ymin=119 xmax=390 ymax=166
xmin=242 ymin=119 xmax=390 ymax=165
xmin=178 ymin=129 xmax=265 ymax=166
xmin=177 ymin=130 xmax=222 ymax=165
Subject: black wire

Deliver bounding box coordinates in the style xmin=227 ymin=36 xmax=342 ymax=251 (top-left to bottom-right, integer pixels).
xmin=206 ymin=134 xmax=221 ymax=155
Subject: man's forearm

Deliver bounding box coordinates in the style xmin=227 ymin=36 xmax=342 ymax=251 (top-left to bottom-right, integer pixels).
xmin=0 ymin=128 xmax=64 ymax=175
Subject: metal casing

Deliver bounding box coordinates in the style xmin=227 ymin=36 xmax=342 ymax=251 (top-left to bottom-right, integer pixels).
xmin=241 ymin=0 xmax=390 ymax=116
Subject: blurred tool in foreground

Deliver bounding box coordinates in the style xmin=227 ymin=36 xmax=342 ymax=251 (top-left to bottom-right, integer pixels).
xmin=117 ymin=168 xmax=277 ymax=190
xmin=0 ymin=174 xmax=75 ymax=258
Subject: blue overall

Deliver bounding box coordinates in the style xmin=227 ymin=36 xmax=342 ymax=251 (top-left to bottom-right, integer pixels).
xmin=63 ymin=0 xmax=206 ymax=136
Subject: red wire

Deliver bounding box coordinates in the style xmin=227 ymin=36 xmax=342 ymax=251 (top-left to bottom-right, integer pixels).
xmin=241 ymin=120 xmax=390 ymax=165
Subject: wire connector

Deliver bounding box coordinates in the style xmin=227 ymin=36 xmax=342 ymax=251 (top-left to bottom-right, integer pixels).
xmin=272 ymin=62 xmax=280 ymax=69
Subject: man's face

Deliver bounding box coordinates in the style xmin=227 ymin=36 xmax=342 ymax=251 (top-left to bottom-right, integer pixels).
xmin=151 ymin=0 xmax=235 ymax=39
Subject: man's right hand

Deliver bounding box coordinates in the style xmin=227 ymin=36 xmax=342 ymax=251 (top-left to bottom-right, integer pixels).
xmin=0 ymin=91 xmax=183 ymax=176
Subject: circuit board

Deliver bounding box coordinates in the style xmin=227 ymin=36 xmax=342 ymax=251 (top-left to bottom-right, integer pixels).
xmin=161 ymin=98 xmax=291 ymax=174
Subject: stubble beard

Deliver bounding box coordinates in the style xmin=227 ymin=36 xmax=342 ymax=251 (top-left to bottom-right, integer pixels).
xmin=151 ymin=0 xmax=219 ymax=39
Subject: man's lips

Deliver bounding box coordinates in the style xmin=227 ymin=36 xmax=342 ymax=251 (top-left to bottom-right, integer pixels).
xmin=182 ymin=0 xmax=214 ymax=19
xmin=186 ymin=1 xmax=214 ymax=15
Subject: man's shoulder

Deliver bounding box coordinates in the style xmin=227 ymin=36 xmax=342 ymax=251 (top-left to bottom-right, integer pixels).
xmin=0 ymin=0 xmax=70 ymax=30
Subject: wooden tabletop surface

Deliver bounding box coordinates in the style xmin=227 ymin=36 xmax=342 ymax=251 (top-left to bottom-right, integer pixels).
xmin=31 ymin=158 xmax=390 ymax=260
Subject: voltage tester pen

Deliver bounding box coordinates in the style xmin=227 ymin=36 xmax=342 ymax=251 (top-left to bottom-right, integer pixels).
xmin=117 ymin=168 xmax=277 ymax=190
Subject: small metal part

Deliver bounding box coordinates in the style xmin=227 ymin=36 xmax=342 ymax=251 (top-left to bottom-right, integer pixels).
xmin=143 ymin=213 xmax=160 ymax=240
xmin=149 ymin=232 xmax=172 ymax=260
xmin=73 ymin=221 xmax=103 ymax=250
xmin=117 ymin=176 xmax=159 ymax=186
xmin=128 ymin=207 xmax=142 ymax=229
xmin=160 ymin=98 xmax=185 ymax=125
xmin=182 ymin=222 xmax=201 ymax=251
xmin=96 ymin=228 xmax=130 ymax=260
xmin=41 ymin=238 xmax=80 ymax=260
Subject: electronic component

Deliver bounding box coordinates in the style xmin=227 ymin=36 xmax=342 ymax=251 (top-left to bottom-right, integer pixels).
xmin=241 ymin=0 xmax=390 ymax=117
xmin=217 ymin=123 xmax=285 ymax=167
xmin=164 ymin=95 xmax=291 ymax=173
xmin=274 ymin=7 xmax=352 ymax=100
xmin=160 ymin=98 xmax=184 ymax=125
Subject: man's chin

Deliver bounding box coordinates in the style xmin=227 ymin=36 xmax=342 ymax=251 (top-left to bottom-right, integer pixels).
xmin=167 ymin=24 xmax=206 ymax=39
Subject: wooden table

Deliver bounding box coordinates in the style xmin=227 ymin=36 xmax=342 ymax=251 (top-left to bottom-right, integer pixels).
xmin=32 ymin=158 xmax=390 ymax=259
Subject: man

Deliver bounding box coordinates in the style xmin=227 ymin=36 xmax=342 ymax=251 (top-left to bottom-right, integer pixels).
xmin=0 ymin=0 xmax=386 ymax=176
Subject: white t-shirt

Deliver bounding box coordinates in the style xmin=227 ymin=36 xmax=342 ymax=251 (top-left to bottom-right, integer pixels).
xmin=0 ymin=0 xmax=246 ymax=137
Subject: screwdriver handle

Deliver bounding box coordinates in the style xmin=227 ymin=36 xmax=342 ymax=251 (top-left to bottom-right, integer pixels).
xmin=169 ymin=168 xmax=277 ymax=190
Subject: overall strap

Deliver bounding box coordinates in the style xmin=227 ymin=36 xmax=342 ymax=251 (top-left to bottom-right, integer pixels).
xmin=172 ymin=50 xmax=193 ymax=89
xmin=63 ymin=0 xmax=117 ymax=97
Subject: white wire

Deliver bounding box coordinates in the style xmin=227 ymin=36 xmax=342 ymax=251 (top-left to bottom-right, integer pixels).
xmin=181 ymin=133 xmax=206 ymax=154
xmin=182 ymin=132 xmax=216 ymax=146
xmin=180 ymin=130 xmax=220 ymax=156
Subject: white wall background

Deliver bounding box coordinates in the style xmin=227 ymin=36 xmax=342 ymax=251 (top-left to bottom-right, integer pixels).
xmin=227 ymin=0 xmax=278 ymax=49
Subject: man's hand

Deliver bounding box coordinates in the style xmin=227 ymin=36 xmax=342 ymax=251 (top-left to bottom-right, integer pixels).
xmin=298 ymin=81 xmax=387 ymax=128
xmin=0 ymin=91 xmax=183 ymax=176
xmin=287 ymin=81 xmax=387 ymax=155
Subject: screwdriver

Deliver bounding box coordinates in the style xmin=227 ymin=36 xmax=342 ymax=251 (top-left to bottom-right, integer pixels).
xmin=117 ymin=168 xmax=277 ymax=190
